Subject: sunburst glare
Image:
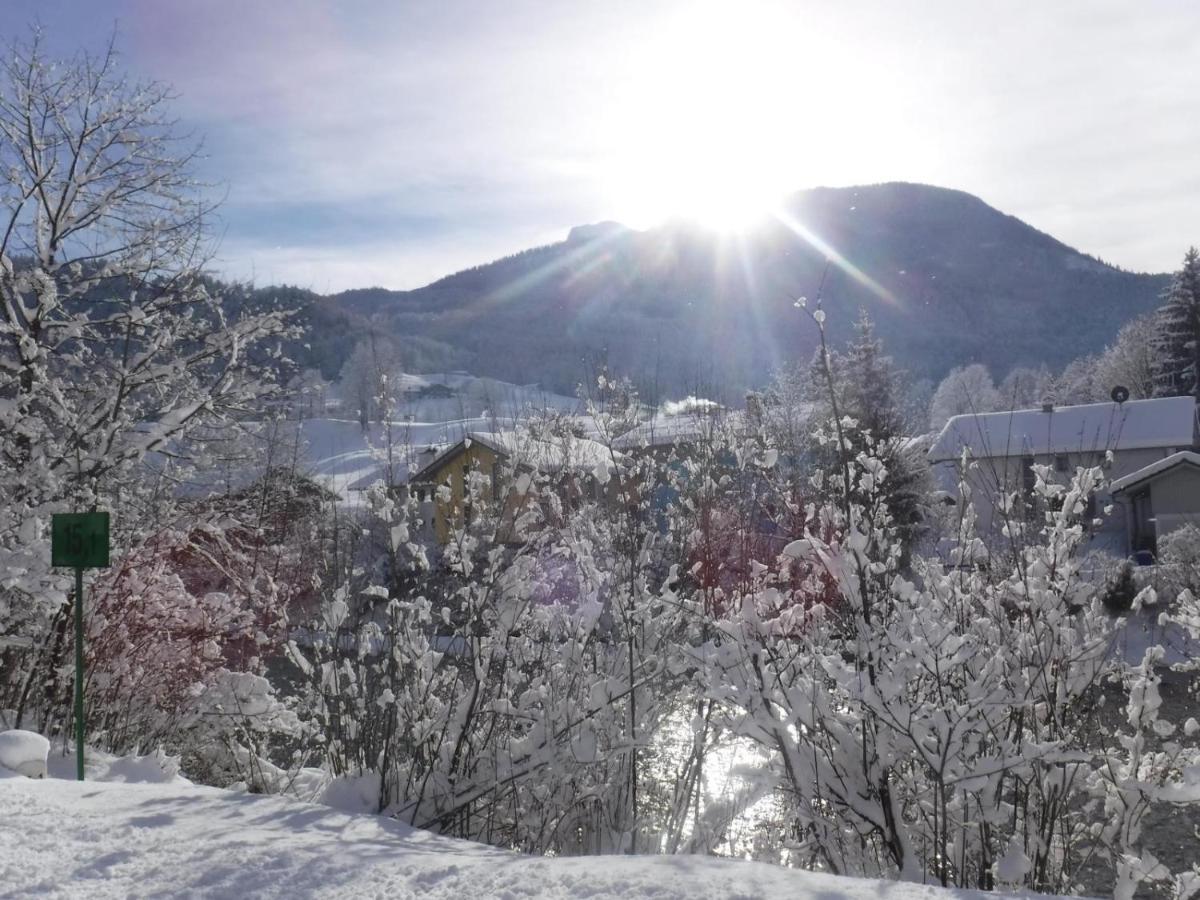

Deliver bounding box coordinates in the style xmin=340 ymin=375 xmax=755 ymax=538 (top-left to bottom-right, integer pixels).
xmin=596 ymin=3 xmax=874 ymax=231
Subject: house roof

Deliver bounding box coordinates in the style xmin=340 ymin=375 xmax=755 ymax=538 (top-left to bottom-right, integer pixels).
xmin=612 ymin=410 xmax=737 ymax=450
xmin=928 ymin=397 xmax=1198 ymax=463
xmin=1110 ymin=450 xmax=1200 ymax=495
xmin=411 ymin=430 xmax=619 ymax=483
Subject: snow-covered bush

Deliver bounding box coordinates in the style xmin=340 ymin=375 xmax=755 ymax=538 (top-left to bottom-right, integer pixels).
xmin=127 ymin=294 xmax=1200 ymax=892
xmin=0 ymin=34 xmax=297 ymax=768
xmin=692 ymin=307 xmax=1200 ymax=894
xmin=81 ymin=528 xmax=289 ymax=754
xmin=284 ymin=325 xmax=1200 ymax=894
xmin=1156 ymin=523 xmax=1200 ymax=602
xmin=703 ymin=439 xmax=1126 ymax=889
xmin=177 ymin=669 xmax=304 ymax=792
xmin=288 ymin=419 xmax=722 ymax=853
xmin=4 ymin=462 xmax=322 ymax=769
xmin=0 ymin=729 xmax=50 ymax=778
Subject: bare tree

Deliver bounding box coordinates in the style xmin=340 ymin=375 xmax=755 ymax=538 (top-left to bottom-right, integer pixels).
xmin=928 ymin=363 xmax=999 ymax=430
xmin=1094 ymin=312 xmax=1157 ymax=400
xmin=0 ymin=31 xmax=293 ymax=660
xmin=338 ymin=334 xmax=401 ymax=430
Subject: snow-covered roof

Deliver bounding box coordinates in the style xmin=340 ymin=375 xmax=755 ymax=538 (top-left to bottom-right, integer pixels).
xmin=612 ymin=411 xmax=736 ymax=450
xmin=928 ymin=397 xmax=1197 ymax=463
xmin=412 ymin=430 xmax=618 ymax=482
xmin=1110 ymin=450 xmax=1200 ymax=494
xmin=473 ymin=431 xmax=617 ymax=473
xmin=299 ymin=416 xmax=496 ymax=496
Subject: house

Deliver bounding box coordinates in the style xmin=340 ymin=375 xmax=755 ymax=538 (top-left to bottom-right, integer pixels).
xmin=928 ymin=396 xmax=1200 ymax=556
xmin=1110 ymin=451 xmax=1200 ymax=556
xmin=409 ymin=430 xmax=619 ymax=544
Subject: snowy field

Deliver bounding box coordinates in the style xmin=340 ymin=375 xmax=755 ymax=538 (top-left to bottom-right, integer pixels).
xmin=296 ymin=415 xmax=515 ymax=497
xmin=292 ymin=375 xmax=589 ymax=498
xmin=0 ymin=757 xmax=1064 ymax=900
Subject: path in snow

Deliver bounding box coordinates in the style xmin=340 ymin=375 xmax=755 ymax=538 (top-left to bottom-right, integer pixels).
xmin=0 ymin=770 xmax=1051 ymax=900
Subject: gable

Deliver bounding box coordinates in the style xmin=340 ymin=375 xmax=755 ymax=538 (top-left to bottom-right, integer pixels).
xmin=1110 ymin=450 xmax=1200 ymax=495
xmin=411 ymin=437 xmax=506 ymax=485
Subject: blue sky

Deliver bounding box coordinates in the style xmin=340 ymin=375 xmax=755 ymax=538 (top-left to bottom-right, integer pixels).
xmin=12 ymin=0 xmax=1200 ymax=292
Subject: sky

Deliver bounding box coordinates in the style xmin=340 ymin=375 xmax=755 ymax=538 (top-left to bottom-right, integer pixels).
xmin=10 ymin=0 xmax=1200 ymax=292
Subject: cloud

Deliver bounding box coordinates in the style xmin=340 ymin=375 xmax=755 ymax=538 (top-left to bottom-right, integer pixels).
xmin=9 ymin=0 xmax=1199 ymax=288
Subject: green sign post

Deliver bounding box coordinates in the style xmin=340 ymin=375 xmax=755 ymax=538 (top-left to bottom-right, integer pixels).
xmin=51 ymin=512 xmax=110 ymax=781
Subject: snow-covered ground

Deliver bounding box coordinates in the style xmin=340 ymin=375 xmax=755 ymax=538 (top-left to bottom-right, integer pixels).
xmin=0 ymin=754 xmax=1061 ymax=900
xmin=293 ymin=370 xmax=589 ymax=499
xmin=296 ymin=415 xmax=516 ymax=497
xmin=1108 ymin=602 xmax=1200 ymax=666
xmin=386 ymin=373 xmax=583 ymax=423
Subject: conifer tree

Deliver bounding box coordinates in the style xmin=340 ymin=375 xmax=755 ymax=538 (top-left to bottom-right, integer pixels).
xmin=805 ymin=310 xmax=928 ymax=556
xmin=842 ymin=310 xmax=905 ymax=441
xmin=1152 ymin=246 xmax=1200 ymax=397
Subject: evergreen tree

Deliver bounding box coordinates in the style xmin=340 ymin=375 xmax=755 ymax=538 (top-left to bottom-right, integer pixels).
xmin=842 ymin=310 xmax=905 ymax=440
xmin=1153 ymin=246 xmax=1200 ymax=398
xmin=812 ymin=311 xmax=929 ymax=556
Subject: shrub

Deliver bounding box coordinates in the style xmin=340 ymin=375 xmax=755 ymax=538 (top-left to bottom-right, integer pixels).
xmin=1156 ymin=523 xmax=1200 ymax=603
xmin=1102 ymin=560 xmax=1138 ymax=613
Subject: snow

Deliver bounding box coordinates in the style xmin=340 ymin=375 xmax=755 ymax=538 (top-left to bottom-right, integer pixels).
xmin=0 ymin=729 xmax=49 ymax=778
xmin=1107 ymin=605 xmax=1200 ymax=667
xmin=297 ymin=416 xmax=503 ymax=496
xmin=613 ymin=410 xmax=735 ymax=450
xmin=412 ymin=430 xmax=619 ymax=483
xmin=0 ymin=765 xmax=1066 ymax=900
xmin=338 ymin=372 xmax=583 ymax=425
xmin=151 ymin=375 xmax=587 ymax=502
xmin=928 ymin=396 xmax=1197 ymax=462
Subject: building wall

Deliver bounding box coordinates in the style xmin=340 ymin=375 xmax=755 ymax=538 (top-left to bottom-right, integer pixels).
xmin=414 ymin=443 xmax=621 ymax=546
xmin=935 ymin=446 xmax=1186 ymax=553
xmin=1149 ymin=466 xmax=1200 ymax=540
xmin=416 ymin=442 xmax=504 ymax=544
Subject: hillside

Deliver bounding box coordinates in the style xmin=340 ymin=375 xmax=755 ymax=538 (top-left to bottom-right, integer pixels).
xmin=284 ymin=183 xmax=1170 ymax=396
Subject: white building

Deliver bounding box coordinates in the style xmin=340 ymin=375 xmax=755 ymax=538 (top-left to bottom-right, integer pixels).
xmin=928 ymin=396 xmax=1200 ymax=556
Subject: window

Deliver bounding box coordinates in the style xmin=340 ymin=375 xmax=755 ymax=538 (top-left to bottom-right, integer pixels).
xmin=1054 ymin=454 xmax=1070 ymax=473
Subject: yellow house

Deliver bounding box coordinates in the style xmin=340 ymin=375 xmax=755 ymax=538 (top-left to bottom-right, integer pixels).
xmin=410 ymin=431 xmax=620 ymax=544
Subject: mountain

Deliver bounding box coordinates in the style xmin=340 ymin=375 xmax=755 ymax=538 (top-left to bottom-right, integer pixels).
xmin=309 ymin=183 xmax=1171 ymax=397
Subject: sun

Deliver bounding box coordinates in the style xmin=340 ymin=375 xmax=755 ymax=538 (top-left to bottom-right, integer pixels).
xmin=598 ymin=5 xmax=824 ymax=231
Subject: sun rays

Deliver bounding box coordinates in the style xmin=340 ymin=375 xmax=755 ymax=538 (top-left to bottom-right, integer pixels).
xmin=771 ymin=208 xmax=898 ymax=308
xmin=597 ymin=4 xmax=815 ymax=232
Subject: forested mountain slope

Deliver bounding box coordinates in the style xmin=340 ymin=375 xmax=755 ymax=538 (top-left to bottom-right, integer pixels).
xmin=277 ymin=183 xmax=1170 ymax=395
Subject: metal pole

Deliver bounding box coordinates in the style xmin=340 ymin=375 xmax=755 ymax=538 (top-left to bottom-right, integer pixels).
xmin=74 ymin=565 xmax=85 ymax=781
